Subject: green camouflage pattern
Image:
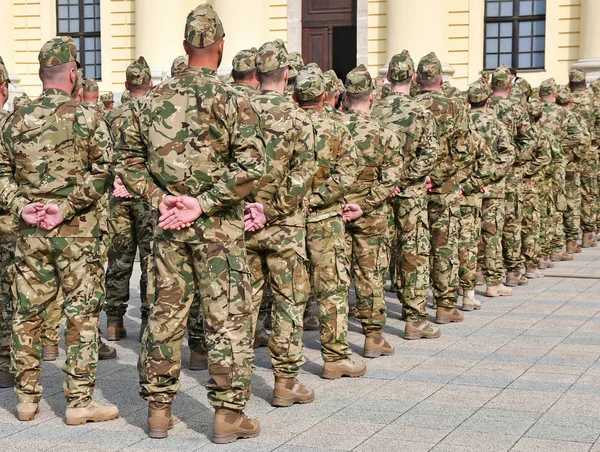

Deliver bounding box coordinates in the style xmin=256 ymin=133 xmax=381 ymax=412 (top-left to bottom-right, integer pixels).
xmin=38 ymin=36 xmax=79 ymax=68
xmin=287 ymin=52 xmax=303 ymax=79
xmin=126 ymin=56 xmax=151 ymax=86
xmin=388 ymin=50 xmax=414 ymax=82
xmin=83 ymin=78 xmax=99 ymax=93
xmin=569 ymin=68 xmax=586 ymax=83
xmin=540 ymin=78 xmax=558 ymax=96
xmin=120 ymin=90 xmax=131 ymax=104
xmin=171 ymin=55 xmax=187 ymax=77
xmin=231 ymin=82 xmax=258 ymax=98
xmin=256 ymin=39 xmax=289 ymax=74
xmin=232 ymin=47 xmax=257 ymax=72
xmin=185 ymin=3 xmax=225 ymax=49
xmin=491 ymin=65 xmax=511 ymax=88
xmin=467 ymin=80 xmax=491 ymax=104
xmin=345 ymin=65 xmax=372 ymax=94
xmin=510 ymin=77 xmax=532 ymax=105
xmin=0 ymin=237 xmax=14 ymax=373
xmin=100 ymin=92 xmax=114 ymax=103
xmin=417 ymin=52 xmax=442 ymax=80
xmin=557 ymin=85 xmax=572 ymax=105
xmin=295 ymin=69 xmax=325 ymax=102
xmin=323 ymin=70 xmax=340 ymax=93
xmin=12 ymin=93 xmax=31 ymax=109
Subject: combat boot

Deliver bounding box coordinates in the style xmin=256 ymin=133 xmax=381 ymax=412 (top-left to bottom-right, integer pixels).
xmin=525 ymin=267 xmax=540 ymax=279
xmin=0 ymin=370 xmax=14 ymax=388
xmin=189 ymin=351 xmax=208 ymax=371
xmin=581 ymin=232 xmax=594 ymax=248
xmin=213 ymin=408 xmax=260 ymax=444
xmin=272 ymin=377 xmax=315 ymax=407
xmin=139 ymin=314 xmax=148 ymax=343
xmin=476 ymin=270 xmax=485 ymax=286
xmin=16 ymin=402 xmax=39 ymax=421
xmin=321 ymin=358 xmax=367 ymax=379
xmin=42 ymin=345 xmax=58 ymax=361
xmin=147 ymin=401 xmax=174 ymax=439
xmin=544 ymin=256 xmax=555 ymax=268
xmin=363 ymin=330 xmax=395 ymax=358
xmin=566 ymin=241 xmax=579 ymax=254
xmin=98 ymin=340 xmax=117 ymax=360
xmin=485 ymin=284 xmax=512 ymax=297
xmin=404 ymin=320 xmax=441 ymax=340
xmin=303 ymin=311 xmax=319 ymax=331
xmin=505 ymin=271 xmax=520 ymax=287
xmin=435 ymin=306 xmax=464 ymax=324
xmin=106 ymin=315 xmax=126 ymax=341
xmin=253 ymin=318 xmax=269 ymax=348
xmin=461 ymin=290 xmax=481 ymax=311
xmin=550 ymin=250 xmax=573 ymax=262
xmin=65 ymin=400 xmax=119 ymax=425
xmin=538 ymin=258 xmax=548 ymax=270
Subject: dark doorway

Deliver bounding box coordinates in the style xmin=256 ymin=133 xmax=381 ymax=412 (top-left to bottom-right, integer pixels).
xmin=301 ymin=0 xmax=357 ymax=81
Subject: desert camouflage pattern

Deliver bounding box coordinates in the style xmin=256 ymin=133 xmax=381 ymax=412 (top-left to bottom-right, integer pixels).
xmin=185 ymin=3 xmax=225 ymax=49
xmin=38 ymin=36 xmax=78 ymax=68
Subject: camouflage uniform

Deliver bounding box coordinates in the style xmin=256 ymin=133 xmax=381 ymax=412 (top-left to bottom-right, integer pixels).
xmin=231 ymin=48 xmax=259 ymax=98
xmin=341 ymin=65 xmax=403 ymax=334
xmin=322 ymin=70 xmax=344 ymax=122
xmin=415 ymin=52 xmax=473 ymax=309
xmin=171 ymin=55 xmax=187 ymax=77
xmin=115 ymin=7 xmax=264 ymax=410
xmin=0 ymin=37 xmax=113 ymax=407
xmin=245 ymin=40 xmax=315 ymax=377
xmin=12 ymin=93 xmax=30 ymax=110
xmin=371 ymin=50 xmax=438 ymax=323
xmin=285 ymin=52 xmax=303 ymax=103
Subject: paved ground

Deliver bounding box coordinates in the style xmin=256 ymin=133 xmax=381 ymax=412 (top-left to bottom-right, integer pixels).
xmin=1 ymin=247 xmax=600 ymax=452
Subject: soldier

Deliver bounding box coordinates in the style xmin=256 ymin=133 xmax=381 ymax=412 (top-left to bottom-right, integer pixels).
xmin=488 ymin=65 xmax=536 ymax=287
xmin=171 ymin=55 xmax=188 ymax=77
xmin=322 ymin=69 xmax=344 ymax=121
xmin=120 ymin=90 xmax=131 ymax=104
xmin=230 ymin=48 xmax=259 ymax=97
xmin=285 ymin=51 xmax=303 ymax=102
xmin=0 ymin=36 xmax=119 ymax=423
xmin=99 ymin=91 xmax=114 ymax=112
xmin=242 ymin=39 xmax=316 ymax=406
xmin=461 ymin=81 xmax=497 ymax=310
xmin=294 ymin=67 xmax=367 ymax=378
xmin=510 ymin=77 xmax=532 ymax=106
xmin=83 ymin=78 xmax=99 ymax=106
xmin=372 ymin=50 xmax=440 ymax=339
xmin=414 ymin=52 xmax=473 ymax=324
xmin=115 ymin=4 xmax=263 ymax=442
xmin=72 ymin=68 xmax=84 ymax=100
xmin=104 ymin=57 xmax=155 ymax=343
xmin=12 ymin=93 xmax=30 ymax=110
xmin=341 ymin=65 xmax=403 ymax=355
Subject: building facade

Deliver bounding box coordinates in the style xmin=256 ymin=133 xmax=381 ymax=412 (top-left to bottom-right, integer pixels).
xmin=0 ymin=0 xmax=597 ymax=105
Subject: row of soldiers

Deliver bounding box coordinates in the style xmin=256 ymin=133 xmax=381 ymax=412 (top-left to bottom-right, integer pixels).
xmin=0 ymin=2 xmax=598 ymax=445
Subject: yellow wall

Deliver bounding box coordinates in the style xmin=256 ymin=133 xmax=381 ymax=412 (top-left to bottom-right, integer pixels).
xmin=269 ymin=0 xmax=288 ymax=44
xmin=367 ymin=0 xmax=386 ymax=75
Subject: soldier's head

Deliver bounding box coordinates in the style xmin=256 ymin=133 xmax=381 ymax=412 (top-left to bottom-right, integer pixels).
xmin=38 ymin=37 xmax=80 ymax=95
xmin=171 ymin=55 xmax=188 ymax=77
xmin=539 ymin=78 xmax=558 ymax=103
xmin=417 ymin=52 xmax=443 ymax=92
xmin=183 ymin=3 xmax=225 ymax=71
xmin=83 ymin=78 xmax=99 ymax=103
xmin=467 ymin=80 xmax=491 ymax=110
xmin=126 ymin=56 xmax=153 ymax=97
xmin=71 ymin=68 xmax=84 ymax=101
xmin=287 ymin=52 xmax=303 ymax=87
xmin=0 ymin=55 xmax=11 ymax=106
xmin=232 ymin=47 xmax=258 ymax=89
xmin=386 ymin=51 xmax=414 ymax=95
xmin=322 ymin=70 xmax=341 ymax=107
xmin=491 ymin=65 xmax=512 ymax=96
xmin=527 ymin=99 xmax=543 ymax=123
xmin=568 ymin=67 xmax=586 ymax=91
xmin=294 ymin=68 xmax=325 ymax=110
xmin=557 ymin=85 xmax=572 ymax=109
xmin=345 ymin=64 xmax=373 ymax=111
xmin=255 ymin=39 xmax=290 ymax=93
xmin=12 ymin=92 xmax=30 ymax=110
xmin=509 ymin=67 xmax=517 ymax=82
xmin=100 ymin=92 xmax=114 ymax=110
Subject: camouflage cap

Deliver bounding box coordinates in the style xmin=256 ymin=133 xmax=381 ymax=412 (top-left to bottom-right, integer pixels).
xmin=13 ymin=93 xmax=30 ymax=109
xmin=591 ymin=78 xmax=600 ymax=95
xmin=345 ymin=64 xmax=373 ymax=94
xmin=75 ymin=68 xmax=84 ymax=89
xmin=557 ymin=85 xmax=572 ymax=104
xmin=491 ymin=65 xmax=511 ymax=88
xmin=100 ymin=92 xmax=114 ymax=103
xmin=303 ymin=62 xmax=322 ymax=75
xmin=232 ymin=47 xmax=257 ymax=72
xmin=569 ymin=67 xmax=586 ymax=83
xmin=255 ymin=40 xmax=289 ymax=74
xmin=539 ymin=78 xmax=558 ymax=96
xmin=126 ymin=56 xmax=151 ymax=86
xmin=185 ymin=3 xmax=225 ymax=49
xmin=417 ymin=52 xmax=442 ymax=80
xmin=323 ymin=70 xmax=340 ymax=93
xmin=527 ymin=99 xmax=543 ymax=120
xmin=287 ymin=52 xmax=303 ymax=78
xmin=0 ymin=55 xmax=10 ymax=84
xmin=410 ymin=80 xmax=421 ymax=97
xmin=295 ymin=68 xmax=325 ymax=102
xmin=120 ymin=90 xmax=131 ymax=104
xmin=467 ymin=80 xmax=491 ymax=103
xmin=83 ymin=78 xmax=99 ymax=93
xmin=388 ymin=50 xmax=414 ymax=82
xmin=171 ymin=55 xmax=187 ymax=76
xmin=336 ymin=77 xmax=346 ymax=94
xmin=512 ymin=77 xmax=532 ymax=96
xmin=479 ymin=71 xmax=491 ymax=84
xmin=39 ymin=36 xmax=79 ymax=68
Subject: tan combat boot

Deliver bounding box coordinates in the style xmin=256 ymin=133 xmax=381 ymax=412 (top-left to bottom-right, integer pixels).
xmin=363 ymin=330 xmax=395 ymax=358
xmin=485 ymin=284 xmax=512 ymax=297
xmin=582 ymin=232 xmax=594 ymax=248
xmin=189 ymin=351 xmax=208 ymax=371
xmin=404 ymin=320 xmax=441 ymax=340
xmin=461 ymin=290 xmax=481 ymax=311
xmin=213 ymin=408 xmax=260 ymax=444
xmin=65 ymin=400 xmax=119 ymax=425
xmin=42 ymin=345 xmax=59 ymax=361
xmin=538 ymin=258 xmax=548 ymax=270
xmin=16 ymin=402 xmax=39 ymax=421
xmin=434 ymin=306 xmax=464 ymax=324
xmin=322 ymin=358 xmax=367 ymax=379
xmin=476 ymin=269 xmax=485 ymax=286
xmin=551 ymin=250 xmax=573 ymax=262
xmin=0 ymin=369 xmax=14 ymax=388
xmin=272 ymin=377 xmax=315 ymax=407
xmin=139 ymin=314 xmax=148 ymax=343
xmin=106 ymin=315 xmax=126 ymax=341
xmin=147 ymin=401 xmax=174 ymax=439
xmin=544 ymin=256 xmax=555 ymax=268
xmin=518 ymin=274 xmax=529 ymax=285
xmin=505 ymin=271 xmax=520 ymax=287
xmin=566 ymin=241 xmax=579 ymax=254
xmin=525 ymin=267 xmax=540 ymax=279
xmin=253 ymin=318 xmax=270 ymax=349
xmin=99 ymin=340 xmax=117 ymax=360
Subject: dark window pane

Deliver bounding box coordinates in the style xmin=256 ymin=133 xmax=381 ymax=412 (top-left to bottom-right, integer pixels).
xmin=500 ymin=1 xmax=513 ymax=16
xmin=486 ymin=23 xmax=499 ymax=37
xmin=533 ymin=52 xmax=544 ymax=67
xmin=500 ymin=54 xmax=512 ymax=66
xmin=486 ymin=38 xmax=499 ymax=53
xmin=487 ymin=2 xmax=499 ymax=17
xmin=520 ymin=0 xmax=533 ymax=15
xmin=486 ymin=54 xmax=499 ymax=68
xmin=500 ymin=38 xmax=512 ymax=52
xmin=518 ymin=53 xmax=532 ymax=68
xmin=500 ymin=22 xmax=513 ymax=37
xmin=534 ymin=21 xmax=545 ymax=35
xmin=519 ymin=21 xmax=532 ymax=36
xmin=534 ymin=0 xmax=546 ymax=14
xmin=519 ymin=37 xmax=531 ymax=52
xmin=533 ymin=36 xmax=545 ymax=51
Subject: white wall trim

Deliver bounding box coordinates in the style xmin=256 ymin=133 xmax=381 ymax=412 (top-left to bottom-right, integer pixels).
xmin=287 ymin=0 xmax=302 ymax=53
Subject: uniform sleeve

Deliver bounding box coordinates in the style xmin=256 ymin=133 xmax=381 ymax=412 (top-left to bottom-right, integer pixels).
xmin=398 ymin=109 xmax=438 ymax=190
xmin=461 ymin=130 xmax=496 ymax=196
xmin=197 ymin=92 xmax=265 ymax=216
xmin=0 ymin=131 xmax=29 ymax=216
xmin=562 ymin=112 xmax=589 ymax=162
xmin=491 ymin=121 xmax=516 ymax=182
xmin=443 ymin=100 xmax=475 ymax=185
xmin=514 ymin=106 xmax=536 ymax=164
xmin=522 ymin=130 xmax=551 ymax=178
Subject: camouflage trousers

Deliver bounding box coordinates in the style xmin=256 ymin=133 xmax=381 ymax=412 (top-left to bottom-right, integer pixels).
xmin=246 ymin=226 xmax=310 ymax=377
xmin=458 ymin=202 xmax=482 ymax=291
xmin=105 ymin=199 xmax=156 ymax=317
xmin=551 ymin=186 xmax=567 ymax=252
xmin=478 ymin=197 xmax=505 ymax=286
xmin=521 ymin=187 xmax=541 ymax=269
xmin=392 ymin=196 xmax=430 ymax=322
xmin=11 ymin=237 xmax=104 ymax=408
xmin=428 ymin=194 xmax=460 ymax=308
xmin=0 ymin=236 xmax=15 ymax=373
xmin=306 ymin=215 xmax=352 ymax=362
xmin=539 ymin=184 xmax=555 ymax=257
xmin=345 ymin=212 xmax=390 ymax=333
xmin=138 ymin=238 xmax=253 ymax=410
xmin=502 ymin=190 xmax=524 ymax=273
xmin=564 ymin=171 xmax=582 ymax=242
xmin=580 ymin=168 xmax=598 ymax=233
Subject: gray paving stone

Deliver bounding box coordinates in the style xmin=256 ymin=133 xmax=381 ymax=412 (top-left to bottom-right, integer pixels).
xmin=458 ymin=408 xmax=541 ymax=436
xmin=511 ymin=437 xmax=593 ymax=452
xmin=439 ymin=429 xmax=519 ymax=452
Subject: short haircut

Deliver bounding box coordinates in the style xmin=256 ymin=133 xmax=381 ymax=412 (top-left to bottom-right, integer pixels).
xmin=129 ymin=82 xmax=151 ymax=95
xmin=390 ymin=77 xmax=412 ymax=89
xmin=557 ymin=97 xmax=571 ymax=106
xmin=232 ymin=68 xmax=256 ymax=83
xmin=469 ymin=99 xmax=488 ymax=109
xmin=347 ymin=90 xmax=372 ymax=105
xmin=509 ymin=67 xmax=517 ymax=77
xmin=298 ymin=94 xmax=323 ymax=108
xmin=569 ymin=80 xmax=586 ymax=91
xmin=257 ymin=67 xmax=286 ymax=85
xmin=103 ymin=101 xmax=114 ymax=107
xmin=39 ymin=61 xmax=76 ymax=83
xmin=287 ymin=76 xmax=297 ymax=86
xmin=418 ymin=75 xmax=441 ymax=90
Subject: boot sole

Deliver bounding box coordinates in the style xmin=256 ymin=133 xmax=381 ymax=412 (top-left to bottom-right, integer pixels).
xmin=188 ymin=363 xmax=208 ymax=371
xmin=106 ymin=330 xmax=127 ymax=341
xmin=321 ymin=367 xmax=367 ymax=380
xmin=461 ymin=304 xmax=481 ymax=312
xmin=403 ymin=331 xmax=441 ymax=340
xmin=434 ymin=317 xmax=464 ymax=325
xmin=65 ymin=412 xmax=120 ymax=425
xmin=149 ymin=428 xmax=168 ymax=439
xmin=17 ymin=407 xmax=40 ymax=421
xmin=272 ymin=394 xmax=315 ymax=407
xmin=213 ymin=430 xmax=260 ymax=444
xmin=42 ymin=355 xmax=58 ymax=362
xmin=99 ymin=351 xmax=117 ymax=360
xmin=485 ymin=293 xmax=512 ymax=297
xmin=363 ymin=349 xmax=395 ymax=359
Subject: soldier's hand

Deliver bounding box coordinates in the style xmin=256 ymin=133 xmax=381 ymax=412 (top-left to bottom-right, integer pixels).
xmin=21 ymin=202 xmax=46 ymax=226
xmin=389 ymin=186 xmax=401 ymax=199
xmin=342 ymin=204 xmax=364 ymax=223
xmin=426 ymin=176 xmax=434 ymax=192
xmin=113 ymin=178 xmax=133 ymax=198
xmin=244 ymin=203 xmax=267 ymax=232
xmin=38 ymin=204 xmax=64 ymax=230
xmin=158 ymin=195 xmax=202 ymax=230
xmin=459 ymin=185 xmax=464 ymax=199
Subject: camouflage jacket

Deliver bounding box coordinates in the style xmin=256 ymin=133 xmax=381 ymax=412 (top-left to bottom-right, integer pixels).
xmin=415 ymin=90 xmax=473 ymax=198
xmin=324 ymin=103 xmax=345 ymax=122
xmin=564 ymin=109 xmax=592 ymax=171
xmin=0 ymin=109 xmax=17 ymax=237
xmin=303 ymin=107 xmax=360 ymax=222
xmin=284 ymin=84 xmax=295 ymax=103
xmin=488 ymin=96 xmax=536 ymax=192
xmin=0 ymin=89 xmax=113 ymax=238
xmin=372 ymin=92 xmax=438 ymax=199
xmin=463 ymin=111 xmax=496 ymax=204
xmin=340 ymin=109 xmax=403 ymax=215
xmin=115 ymin=66 xmax=265 ymax=244
xmin=468 ymin=110 xmax=515 ymax=199
xmin=232 ymin=82 xmax=258 ymax=99
xmin=570 ymin=89 xmax=597 ymax=144
xmin=250 ymin=90 xmax=315 ymax=228
xmin=522 ymin=121 xmax=552 ymax=190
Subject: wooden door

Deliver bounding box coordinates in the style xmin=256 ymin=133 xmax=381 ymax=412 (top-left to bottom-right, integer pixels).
xmin=302 ymin=27 xmax=332 ymax=71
